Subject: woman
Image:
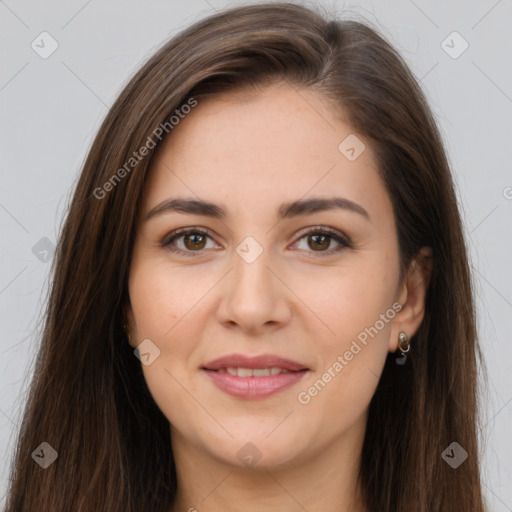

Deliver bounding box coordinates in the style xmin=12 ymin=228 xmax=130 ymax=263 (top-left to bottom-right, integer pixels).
xmin=4 ymin=2 xmax=486 ymax=511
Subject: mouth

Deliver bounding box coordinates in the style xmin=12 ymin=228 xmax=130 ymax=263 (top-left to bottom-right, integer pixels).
xmin=201 ymin=354 xmax=309 ymax=399
xmin=211 ymin=367 xmax=299 ymax=377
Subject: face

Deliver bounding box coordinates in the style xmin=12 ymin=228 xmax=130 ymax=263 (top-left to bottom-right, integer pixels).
xmin=126 ymin=82 xmax=410 ymax=470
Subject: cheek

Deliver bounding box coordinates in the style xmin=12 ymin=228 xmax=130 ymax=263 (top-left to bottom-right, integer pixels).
xmin=129 ymin=257 xmax=213 ymax=340
xmin=293 ymin=253 xmax=398 ymax=415
xmin=286 ymin=252 xmax=398 ymax=344
xmin=128 ymin=258 xmax=213 ymax=423
xmin=295 ymin=303 xmax=393 ymax=447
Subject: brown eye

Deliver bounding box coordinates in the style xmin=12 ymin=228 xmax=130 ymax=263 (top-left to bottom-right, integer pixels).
xmin=308 ymin=233 xmax=331 ymax=251
xmin=183 ymin=233 xmax=207 ymax=250
xmin=163 ymin=228 xmax=216 ymax=256
xmin=163 ymin=226 xmax=351 ymax=258
xmin=292 ymin=227 xmax=352 ymax=256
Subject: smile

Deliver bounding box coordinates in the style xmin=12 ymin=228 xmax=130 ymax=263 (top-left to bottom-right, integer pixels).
xmin=202 ymin=354 xmax=309 ymax=399
xmin=220 ymin=367 xmax=292 ymax=377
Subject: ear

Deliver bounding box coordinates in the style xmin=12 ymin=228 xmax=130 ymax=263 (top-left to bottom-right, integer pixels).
xmin=123 ymin=303 xmax=138 ymax=349
xmin=389 ymin=246 xmax=433 ymax=352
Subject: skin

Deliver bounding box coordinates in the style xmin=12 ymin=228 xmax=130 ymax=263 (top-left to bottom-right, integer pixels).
xmin=125 ymin=82 xmax=432 ymax=512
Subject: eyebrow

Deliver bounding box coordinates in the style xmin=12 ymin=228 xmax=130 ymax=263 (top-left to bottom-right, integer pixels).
xmin=145 ymin=196 xmax=370 ymax=222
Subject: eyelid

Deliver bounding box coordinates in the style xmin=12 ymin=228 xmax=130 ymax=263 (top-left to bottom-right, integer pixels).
xmin=161 ymin=227 xmax=219 ymax=253
xmin=292 ymin=225 xmax=352 ymax=249
xmin=161 ymin=225 xmax=352 ymax=257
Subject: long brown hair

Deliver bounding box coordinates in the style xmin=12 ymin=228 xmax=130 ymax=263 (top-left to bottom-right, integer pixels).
xmin=4 ymin=3 xmax=486 ymax=511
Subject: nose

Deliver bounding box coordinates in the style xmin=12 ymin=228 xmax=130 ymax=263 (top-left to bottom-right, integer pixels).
xmin=216 ymin=245 xmax=292 ymax=335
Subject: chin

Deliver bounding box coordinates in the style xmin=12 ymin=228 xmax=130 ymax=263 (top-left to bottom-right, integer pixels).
xmin=201 ymin=427 xmax=310 ymax=470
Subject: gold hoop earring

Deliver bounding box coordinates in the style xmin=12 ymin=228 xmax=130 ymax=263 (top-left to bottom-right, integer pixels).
xmin=398 ymin=331 xmax=410 ymax=355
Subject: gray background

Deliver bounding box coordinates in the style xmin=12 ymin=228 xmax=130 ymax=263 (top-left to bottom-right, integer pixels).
xmin=1 ymin=0 xmax=511 ymax=509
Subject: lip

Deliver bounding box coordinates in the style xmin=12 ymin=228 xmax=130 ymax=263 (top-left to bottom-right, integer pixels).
xmin=202 ymin=353 xmax=309 ymax=399
xmin=203 ymin=354 xmax=308 ymax=372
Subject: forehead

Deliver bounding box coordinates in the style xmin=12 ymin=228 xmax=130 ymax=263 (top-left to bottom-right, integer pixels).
xmin=141 ymin=83 xmax=392 ymax=223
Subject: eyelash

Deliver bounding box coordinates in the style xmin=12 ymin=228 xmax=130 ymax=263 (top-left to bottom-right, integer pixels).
xmin=161 ymin=226 xmax=353 ymax=258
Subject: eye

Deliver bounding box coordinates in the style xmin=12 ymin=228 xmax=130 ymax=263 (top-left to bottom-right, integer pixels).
xmin=291 ymin=226 xmax=352 ymax=256
xmin=161 ymin=226 xmax=352 ymax=257
xmin=162 ymin=228 xmax=219 ymax=256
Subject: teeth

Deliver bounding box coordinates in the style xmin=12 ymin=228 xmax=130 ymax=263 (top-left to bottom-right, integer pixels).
xmin=253 ymin=368 xmax=270 ymax=377
xmin=224 ymin=367 xmax=286 ymax=377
